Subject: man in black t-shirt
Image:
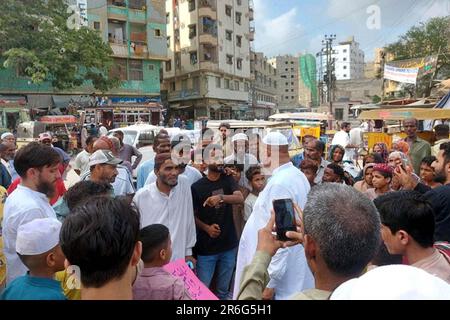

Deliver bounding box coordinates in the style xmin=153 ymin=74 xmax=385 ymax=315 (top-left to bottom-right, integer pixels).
xmin=191 ymin=153 xmax=244 ymax=300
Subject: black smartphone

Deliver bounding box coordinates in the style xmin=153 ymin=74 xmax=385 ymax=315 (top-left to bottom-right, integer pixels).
xmin=273 ymin=199 xmax=296 ymax=241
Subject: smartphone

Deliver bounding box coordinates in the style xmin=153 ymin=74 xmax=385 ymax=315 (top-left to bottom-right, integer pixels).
xmin=273 ymin=199 xmax=296 ymax=241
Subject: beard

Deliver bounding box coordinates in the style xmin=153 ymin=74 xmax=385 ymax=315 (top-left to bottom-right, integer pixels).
xmin=160 ymin=175 xmax=178 ymax=187
xmin=434 ymin=170 xmax=447 ymax=184
xmin=36 ymin=180 xmax=56 ymax=197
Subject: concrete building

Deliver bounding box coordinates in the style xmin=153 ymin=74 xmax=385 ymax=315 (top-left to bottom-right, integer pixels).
xmin=320 ymin=36 xmax=365 ymax=81
xmin=0 ymin=0 xmax=168 ymax=127
xmin=249 ymin=52 xmax=277 ymax=119
xmin=269 ymin=55 xmax=299 ymax=111
xmin=164 ymin=0 xmax=254 ymax=120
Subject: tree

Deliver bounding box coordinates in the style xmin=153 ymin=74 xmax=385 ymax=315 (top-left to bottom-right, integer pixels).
xmin=385 ymin=16 xmax=450 ymax=97
xmin=0 ymin=0 xmax=119 ymax=92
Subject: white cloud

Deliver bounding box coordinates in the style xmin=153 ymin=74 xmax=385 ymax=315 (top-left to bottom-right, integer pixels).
xmin=254 ymin=4 xmax=303 ymax=57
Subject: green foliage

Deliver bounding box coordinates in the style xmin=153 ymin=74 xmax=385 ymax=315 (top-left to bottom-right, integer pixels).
xmin=385 ymin=16 xmax=450 ymax=97
xmin=0 ymin=0 xmax=119 ymax=92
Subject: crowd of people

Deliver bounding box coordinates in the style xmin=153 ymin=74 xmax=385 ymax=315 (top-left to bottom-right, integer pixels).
xmin=0 ymin=117 xmax=450 ymax=300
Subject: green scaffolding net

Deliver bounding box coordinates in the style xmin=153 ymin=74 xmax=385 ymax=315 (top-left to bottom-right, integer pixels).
xmin=299 ymin=54 xmax=319 ymax=107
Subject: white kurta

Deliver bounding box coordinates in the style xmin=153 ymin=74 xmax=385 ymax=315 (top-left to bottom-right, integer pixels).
xmin=233 ymin=162 xmax=315 ymax=300
xmin=133 ymin=175 xmax=197 ymax=261
xmin=3 ymin=185 xmax=57 ymax=283
xmin=144 ymin=165 xmax=202 ymax=186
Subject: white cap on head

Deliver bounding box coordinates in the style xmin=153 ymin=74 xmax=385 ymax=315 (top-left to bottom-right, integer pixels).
xmin=231 ymin=133 xmax=248 ymax=143
xmin=16 ymin=218 xmax=62 ymax=255
xmin=1 ymin=132 xmax=14 ymax=140
xmin=262 ymin=131 xmax=288 ymax=146
xmin=88 ymin=150 xmax=123 ymax=167
xmin=331 ymin=265 xmax=450 ymax=300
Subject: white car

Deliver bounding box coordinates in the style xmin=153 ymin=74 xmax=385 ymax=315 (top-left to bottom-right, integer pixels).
xmin=108 ymin=124 xmax=162 ymax=149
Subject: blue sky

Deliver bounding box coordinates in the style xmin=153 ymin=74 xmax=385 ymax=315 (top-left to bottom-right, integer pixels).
xmin=253 ymin=0 xmax=450 ymax=60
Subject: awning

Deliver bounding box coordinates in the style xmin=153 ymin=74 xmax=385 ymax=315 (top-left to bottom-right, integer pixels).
xmin=0 ymin=95 xmax=27 ymax=107
xmin=52 ymin=95 xmax=92 ymax=108
xmin=358 ymin=108 xmax=450 ymax=120
xmin=27 ymin=95 xmax=54 ymax=109
xmin=171 ymin=105 xmax=192 ymax=110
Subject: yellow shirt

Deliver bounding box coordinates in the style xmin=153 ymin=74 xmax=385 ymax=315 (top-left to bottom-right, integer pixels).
xmin=55 ymin=270 xmax=81 ymax=300
xmin=0 ymin=186 xmax=8 ymax=287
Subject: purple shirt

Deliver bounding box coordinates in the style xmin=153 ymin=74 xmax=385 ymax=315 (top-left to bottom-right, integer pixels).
xmin=119 ymin=144 xmax=142 ymax=170
xmin=132 ymin=267 xmax=192 ymax=300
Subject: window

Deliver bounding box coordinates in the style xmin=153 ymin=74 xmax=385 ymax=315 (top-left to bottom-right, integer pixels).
xmin=285 ymin=89 xmax=289 ymax=92
xmin=189 ymin=24 xmax=197 ymax=39
xmin=216 ymin=77 xmax=221 ymax=88
xmin=285 ymin=96 xmax=289 ymax=99
xmin=225 ymin=79 xmax=230 ymax=89
xmin=291 ymin=68 xmax=294 ymax=71
xmin=193 ymin=77 xmax=200 ymax=91
xmin=291 ymin=61 xmax=294 ymax=64
xmin=148 ymin=64 xmax=154 ymax=71
xmin=165 ymin=60 xmax=172 ymax=71
xmin=244 ymin=82 xmax=249 ymax=91
xmin=274 ymin=81 xmax=277 ymax=88
xmin=335 ymin=108 xmax=344 ymax=120
xmin=226 ymin=30 xmax=232 ymax=41
xmin=343 ymin=57 xmax=347 ymax=61
xmin=181 ymin=79 xmax=188 ymax=90
xmin=236 ymin=35 xmax=242 ymax=47
xmin=343 ymin=74 xmax=347 ymax=78
xmin=237 ymin=58 xmax=242 ymax=70
xmin=281 ymin=75 xmax=287 ymax=79
xmin=190 ymin=51 xmax=198 ymax=65
xmin=129 ymin=60 xmax=143 ymax=81
xmin=94 ymin=21 xmax=100 ymax=30
xmin=188 ymin=0 xmax=196 ymax=11
xmin=236 ymin=12 xmax=242 ymax=25
xmin=343 ymin=49 xmax=347 ymax=53
xmin=291 ymin=75 xmax=294 ymax=78
xmin=225 ymin=5 xmax=232 ymax=17
xmin=226 ymin=54 xmax=233 ymax=65
xmin=291 ymin=82 xmax=294 ymax=85
xmin=285 ymin=82 xmax=288 ymax=86
xmin=154 ymin=29 xmax=161 ymax=37
xmin=171 ymin=81 xmax=176 ymax=91
xmin=291 ymin=89 xmax=294 ymax=92
xmin=291 ymin=96 xmax=294 ymax=99
xmin=285 ymin=61 xmax=288 ymax=64
xmin=285 ymin=68 xmax=288 ymax=71
xmin=235 ymin=81 xmax=240 ymax=91
xmin=110 ymin=58 xmax=127 ymax=81
xmin=343 ymin=65 xmax=347 ymax=69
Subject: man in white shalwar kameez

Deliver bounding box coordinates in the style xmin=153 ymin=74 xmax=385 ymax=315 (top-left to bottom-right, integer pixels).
xmin=233 ymin=132 xmax=314 ymax=300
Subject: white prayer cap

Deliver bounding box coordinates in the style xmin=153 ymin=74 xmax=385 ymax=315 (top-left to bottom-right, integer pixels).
xmin=231 ymin=133 xmax=248 ymax=143
xmin=331 ymin=265 xmax=450 ymax=300
xmin=262 ymin=131 xmax=288 ymax=146
xmin=1 ymin=132 xmax=14 ymax=140
xmin=16 ymin=218 xmax=62 ymax=255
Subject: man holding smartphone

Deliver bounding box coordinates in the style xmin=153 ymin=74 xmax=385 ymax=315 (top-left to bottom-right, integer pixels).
xmin=233 ymin=131 xmax=314 ymax=300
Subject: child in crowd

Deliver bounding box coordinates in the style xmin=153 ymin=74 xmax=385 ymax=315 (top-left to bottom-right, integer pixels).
xmin=244 ymin=165 xmax=266 ymax=222
xmin=225 ymin=163 xmax=249 ymax=239
xmin=420 ymin=156 xmax=442 ymax=189
xmin=364 ymin=164 xmax=393 ymax=201
xmin=299 ymin=159 xmax=319 ymax=188
xmin=1 ymin=218 xmax=66 ymax=300
xmin=133 ymin=224 xmax=191 ymax=300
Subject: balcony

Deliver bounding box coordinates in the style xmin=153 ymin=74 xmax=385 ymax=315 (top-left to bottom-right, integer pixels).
xmin=249 ymin=8 xmax=254 ymax=21
xmin=247 ymin=27 xmax=255 ymax=41
xmin=110 ymin=41 xmax=129 ymax=57
xmin=199 ymin=0 xmax=216 ymax=10
xmin=199 ymin=33 xmax=217 ymax=45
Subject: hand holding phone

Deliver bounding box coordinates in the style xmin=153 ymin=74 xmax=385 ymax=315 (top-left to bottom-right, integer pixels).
xmin=273 ymin=199 xmax=296 ymax=241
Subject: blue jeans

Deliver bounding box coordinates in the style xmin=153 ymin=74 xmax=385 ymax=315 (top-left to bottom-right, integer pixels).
xmin=196 ymin=247 xmax=238 ymax=300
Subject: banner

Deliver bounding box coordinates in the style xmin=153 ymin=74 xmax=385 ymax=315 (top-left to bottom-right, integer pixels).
xmin=383 ymin=65 xmax=419 ymax=84
xmin=384 ymin=55 xmax=438 ymax=84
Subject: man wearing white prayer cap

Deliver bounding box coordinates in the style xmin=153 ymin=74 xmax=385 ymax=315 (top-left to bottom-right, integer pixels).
xmin=331 ymin=265 xmax=450 ymax=300
xmin=1 ymin=218 xmax=66 ymax=300
xmin=225 ymin=132 xmax=259 ymax=189
xmin=234 ymin=130 xmax=313 ymax=300
xmin=1 ymin=132 xmax=15 ymax=145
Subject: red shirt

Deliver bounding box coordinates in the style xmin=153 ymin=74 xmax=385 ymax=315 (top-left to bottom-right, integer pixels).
xmin=7 ymin=178 xmax=66 ymax=205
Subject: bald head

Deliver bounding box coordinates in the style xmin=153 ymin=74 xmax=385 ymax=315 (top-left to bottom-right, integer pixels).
xmin=403 ymin=118 xmax=418 ymax=139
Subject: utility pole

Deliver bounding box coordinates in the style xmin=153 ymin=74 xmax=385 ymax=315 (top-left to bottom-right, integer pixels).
xmin=318 ymin=34 xmax=336 ymax=129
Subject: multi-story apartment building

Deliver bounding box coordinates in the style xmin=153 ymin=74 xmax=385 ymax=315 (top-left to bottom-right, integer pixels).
xmin=164 ymin=0 xmax=253 ymax=120
xmin=249 ymin=52 xmax=276 ymax=119
xmin=319 ymin=36 xmax=364 ymax=81
xmin=0 ymin=0 xmax=168 ymax=127
xmin=269 ymin=55 xmax=299 ymax=111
